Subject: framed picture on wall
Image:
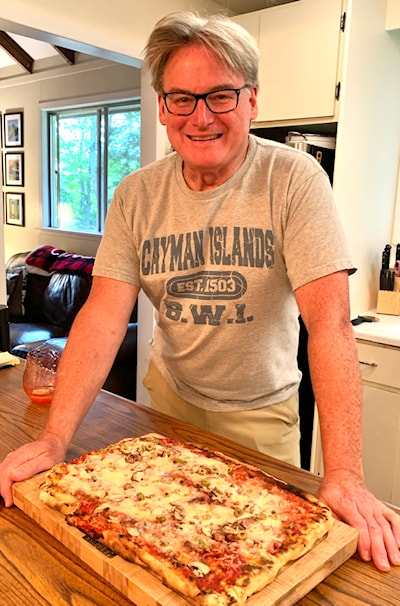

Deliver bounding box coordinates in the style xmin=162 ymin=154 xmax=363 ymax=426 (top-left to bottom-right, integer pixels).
xmin=3 ymin=112 xmax=24 ymax=147
xmin=4 ymin=192 xmax=25 ymax=226
xmin=4 ymin=152 xmax=24 ymax=186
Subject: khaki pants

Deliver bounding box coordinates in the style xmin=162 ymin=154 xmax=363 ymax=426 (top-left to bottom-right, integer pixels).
xmin=143 ymin=360 xmax=301 ymax=467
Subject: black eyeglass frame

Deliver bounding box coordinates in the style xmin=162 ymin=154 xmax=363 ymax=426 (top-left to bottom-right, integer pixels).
xmin=162 ymin=85 xmax=250 ymax=116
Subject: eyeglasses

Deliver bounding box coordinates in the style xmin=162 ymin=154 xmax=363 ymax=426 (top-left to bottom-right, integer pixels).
xmin=162 ymin=85 xmax=250 ymax=116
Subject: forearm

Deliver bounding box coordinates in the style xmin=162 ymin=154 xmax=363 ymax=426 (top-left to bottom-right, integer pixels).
xmin=308 ymin=318 xmax=364 ymax=478
xmin=41 ymin=313 xmax=123 ymax=450
xmin=295 ymin=271 xmax=364 ymax=479
xmin=40 ymin=276 xmax=139 ymax=451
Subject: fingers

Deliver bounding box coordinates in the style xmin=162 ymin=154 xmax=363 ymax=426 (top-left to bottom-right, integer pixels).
xmin=318 ymin=474 xmax=400 ymax=572
xmin=0 ymin=458 xmax=25 ymax=507
xmin=0 ymin=466 xmax=14 ymax=508
xmin=382 ymin=504 xmax=400 ymax=545
xmin=376 ymin=506 xmax=400 ymax=568
xmin=0 ymin=441 xmax=59 ymax=508
xmin=356 ymin=503 xmax=400 ymax=570
xmin=0 ymin=467 xmax=28 ymax=507
xmin=364 ymin=516 xmax=390 ymax=571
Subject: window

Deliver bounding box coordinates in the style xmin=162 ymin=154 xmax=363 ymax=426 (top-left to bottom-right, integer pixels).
xmin=44 ymin=99 xmax=140 ymax=233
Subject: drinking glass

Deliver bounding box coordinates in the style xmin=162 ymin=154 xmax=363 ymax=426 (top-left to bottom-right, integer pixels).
xmin=23 ymin=344 xmax=61 ymax=404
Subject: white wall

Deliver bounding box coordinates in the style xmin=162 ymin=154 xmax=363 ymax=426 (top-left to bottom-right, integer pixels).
xmin=1 ymin=59 xmax=141 ymax=261
xmin=0 ymin=0 xmax=228 ymax=62
xmin=0 ymin=0 xmax=227 ymax=303
xmin=0 ymin=160 xmax=5 ymax=305
xmin=386 ymin=0 xmax=400 ymax=30
xmin=333 ymin=0 xmax=400 ymax=313
xmin=0 ymin=0 xmax=226 ymax=381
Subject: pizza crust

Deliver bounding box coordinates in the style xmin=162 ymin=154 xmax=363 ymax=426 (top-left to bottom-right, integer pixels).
xmin=40 ymin=484 xmax=79 ymax=515
xmin=39 ymin=434 xmax=334 ymax=606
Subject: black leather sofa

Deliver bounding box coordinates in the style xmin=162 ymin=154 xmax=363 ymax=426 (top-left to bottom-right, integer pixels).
xmin=5 ymin=246 xmax=137 ymax=401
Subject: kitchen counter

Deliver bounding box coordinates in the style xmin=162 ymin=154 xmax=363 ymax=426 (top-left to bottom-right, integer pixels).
xmin=352 ymin=310 xmax=400 ymax=347
xmin=0 ymin=363 xmax=399 ymax=606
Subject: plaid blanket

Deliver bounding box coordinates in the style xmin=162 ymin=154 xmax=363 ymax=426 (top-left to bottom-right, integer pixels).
xmin=25 ymin=245 xmax=94 ymax=276
xmin=51 ymin=252 xmax=94 ymax=276
xmin=25 ymin=245 xmax=65 ymax=273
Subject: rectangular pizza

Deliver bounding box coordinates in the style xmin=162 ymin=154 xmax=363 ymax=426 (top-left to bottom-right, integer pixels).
xmin=39 ymin=433 xmax=334 ymax=606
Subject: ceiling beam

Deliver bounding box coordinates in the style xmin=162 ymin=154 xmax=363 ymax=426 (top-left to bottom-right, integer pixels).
xmin=54 ymin=45 xmax=76 ymax=65
xmin=0 ymin=31 xmax=33 ymax=73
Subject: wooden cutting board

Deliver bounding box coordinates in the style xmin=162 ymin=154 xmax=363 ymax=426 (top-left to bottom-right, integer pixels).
xmin=13 ymin=471 xmax=358 ymax=606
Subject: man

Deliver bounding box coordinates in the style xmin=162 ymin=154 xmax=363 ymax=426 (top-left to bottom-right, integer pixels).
xmin=0 ymin=11 xmax=399 ymax=571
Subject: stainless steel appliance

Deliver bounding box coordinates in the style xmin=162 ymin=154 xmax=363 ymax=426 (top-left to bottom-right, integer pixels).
xmin=285 ymin=132 xmax=336 ymax=183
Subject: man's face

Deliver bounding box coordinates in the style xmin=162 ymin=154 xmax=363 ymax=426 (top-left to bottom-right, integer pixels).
xmin=158 ymin=44 xmax=258 ymax=188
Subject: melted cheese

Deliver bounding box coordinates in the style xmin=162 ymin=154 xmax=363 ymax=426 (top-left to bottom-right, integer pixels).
xmin=41 ymin=436 xmax=332 ymax=585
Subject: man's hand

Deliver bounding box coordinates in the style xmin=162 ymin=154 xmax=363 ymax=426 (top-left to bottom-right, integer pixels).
xmin=318 ymin=469 xmax=400 ymax=571
xmin=0 ymin=434 xmax=66 ymax=507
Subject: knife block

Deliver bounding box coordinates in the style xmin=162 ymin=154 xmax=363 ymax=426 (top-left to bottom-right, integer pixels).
xmin=376 ymin=290 xmax=400 ymax=315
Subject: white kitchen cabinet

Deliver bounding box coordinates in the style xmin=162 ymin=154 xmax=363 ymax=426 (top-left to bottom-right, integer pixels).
xmin=235 ymin=0 xmax=344 ymax=123
xmin=386 ymin=0 xmax=400 ymax=30
xmin=362 ymin=384 xmax=400 ymax=505
xmin=357 ymin=340 xmax=400 ymax=506
xmin=311 ymin=339 xmax=400 ymax=507
xmin=235 ymin=0 xmax=400 ymax=314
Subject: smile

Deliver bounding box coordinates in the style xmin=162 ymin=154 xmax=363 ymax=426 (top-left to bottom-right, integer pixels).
xmin=187 ymin=134 xmax=222 ymax=141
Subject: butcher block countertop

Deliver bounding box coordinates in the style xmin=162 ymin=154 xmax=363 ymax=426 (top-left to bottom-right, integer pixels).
xmin=0 ymin=364 xmax=399 ymax=606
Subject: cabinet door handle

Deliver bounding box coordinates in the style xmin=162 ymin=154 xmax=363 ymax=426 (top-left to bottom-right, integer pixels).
xmin=359 ymin=360 xmax=378 ymax=367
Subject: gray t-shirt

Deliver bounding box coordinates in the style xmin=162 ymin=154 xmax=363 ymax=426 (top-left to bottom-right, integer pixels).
xmin=94 ymin=135 xmax=354 ymax=411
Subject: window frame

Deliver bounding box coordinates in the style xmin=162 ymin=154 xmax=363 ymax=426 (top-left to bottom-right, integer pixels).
xmin=40 ymin=89 xmax=140 ymax=235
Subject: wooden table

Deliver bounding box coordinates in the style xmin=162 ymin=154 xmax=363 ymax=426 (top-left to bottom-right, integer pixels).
xmin=0 ymin=364 xmax=399 ymax=606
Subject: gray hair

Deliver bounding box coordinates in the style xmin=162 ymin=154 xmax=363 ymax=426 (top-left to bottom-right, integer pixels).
xmin=142 ymin=11 xmax=259 ymax=93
